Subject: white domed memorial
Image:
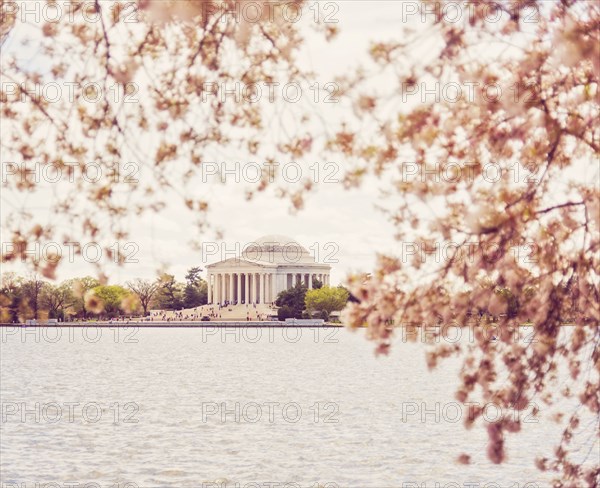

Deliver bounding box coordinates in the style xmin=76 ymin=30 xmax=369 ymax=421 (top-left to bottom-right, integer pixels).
xmin=206 ymin=235 xmax=331 ymax=305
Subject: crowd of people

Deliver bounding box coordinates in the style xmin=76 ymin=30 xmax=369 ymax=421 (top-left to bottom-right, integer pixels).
xmin=146 ymin=302 xmax=277 ymax=322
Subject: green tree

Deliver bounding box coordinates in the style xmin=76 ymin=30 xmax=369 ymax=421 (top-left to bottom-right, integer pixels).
xmin=275 ymin=283 xmax=307 ymax=319
xmin=0 ymin=272 xmax=24 ymax=322
xmin=41 ymin=281 xmax=74 ymax=320
xmin=183 ymin=267 xmax=208 ymax=308
xmin=21 ymin=274 xmax=44 ymax=320
xmin=154 ymin=273 xmax=184 ymax=310
xmin=66 ymin=276 xmax=100 ymax=318
xmin=305 ymin=286 xmax=349 ymax=321
xmin=90 ymin=285 xmax=131 ymax=317
xmin=185 ymin=267 xmax=202 ymax=286
xmin=276 ymin=305 xmax=296 ymax=321
xmin=183 ymin=281 xmax=208 ymax=308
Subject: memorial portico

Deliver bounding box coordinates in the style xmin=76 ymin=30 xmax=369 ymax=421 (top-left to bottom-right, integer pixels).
xmin=206 ymin=235 xmax=332 ymax=305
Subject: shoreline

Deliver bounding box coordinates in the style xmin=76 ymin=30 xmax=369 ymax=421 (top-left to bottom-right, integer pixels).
xmin=0 ymin=321 xmax=343 ymax=328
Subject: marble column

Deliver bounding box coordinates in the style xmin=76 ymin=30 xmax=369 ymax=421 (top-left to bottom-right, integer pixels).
xmin=207 ymin=273 xmax=212 ymax=303
xmin=263 ymin=274 xmax=267 ymax=303
xmin=214 ymin=274 xmax=218 ymax=304
xmin=265 ymin=274 xmax=269 ymax=303
xmin=253 ymin=273 xmax=257 ymax=303
xmin=266 ymin=273 xmax=270 ymax=302
xmin=259 ymin=273 xmax=262 ymax=303
xmin=249 ymin=274 xmax=254 ymax=304
xmin=259 ymin=273 xmax=264 ymax=304
xmin=221 ymin=273 xmax=224 ymax=303
xmin=244 ymin=273 xmax=250 ymax=303
xmin=271 ymin=273 xmax=277 ymax=302
xmin=213 ymin=274 xmax=216 ymax=304
xmin=221 ymin=274 xmax=226 ymax=304
xmin=254 ymin=273 xmax=258 ymax=303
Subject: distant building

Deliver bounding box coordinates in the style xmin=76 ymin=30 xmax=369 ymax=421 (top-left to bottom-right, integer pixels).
xmin=206 ymin=235 xmax=331 ymax=305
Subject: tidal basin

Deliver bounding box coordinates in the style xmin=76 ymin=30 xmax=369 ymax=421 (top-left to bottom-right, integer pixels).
xmin=0 ymin=327 xmax=567 ymax=487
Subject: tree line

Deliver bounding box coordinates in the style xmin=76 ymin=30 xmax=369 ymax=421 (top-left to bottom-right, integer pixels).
xmin=0 ymin=267 xmax=208 ymax=322
xmin=0 ymin=269 xmax=349 ymax=323
xmin=275 ymin=279 xmax=350 ymax=321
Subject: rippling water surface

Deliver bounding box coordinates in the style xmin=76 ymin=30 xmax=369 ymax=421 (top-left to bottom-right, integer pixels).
xmin=1 ymin=327 xmax=564 ymax=487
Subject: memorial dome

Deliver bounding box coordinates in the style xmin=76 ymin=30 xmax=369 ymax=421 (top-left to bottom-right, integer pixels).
xmin=242 ymin=235 xmax=313 ymax=264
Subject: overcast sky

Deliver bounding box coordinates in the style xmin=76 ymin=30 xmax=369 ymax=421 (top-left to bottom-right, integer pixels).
xmin=4 ymin=2 xmax=582 ymax=286
xmin=2 ymin=2 xmax=422 ymax=285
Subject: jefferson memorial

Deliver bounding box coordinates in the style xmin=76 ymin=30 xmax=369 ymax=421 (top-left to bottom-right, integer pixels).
xmin=206 ymin=235 xmax=332 ymax=305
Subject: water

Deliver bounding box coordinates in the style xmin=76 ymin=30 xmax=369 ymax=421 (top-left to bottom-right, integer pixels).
xmin=0 ymin=327 xmax=565 ymax=487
